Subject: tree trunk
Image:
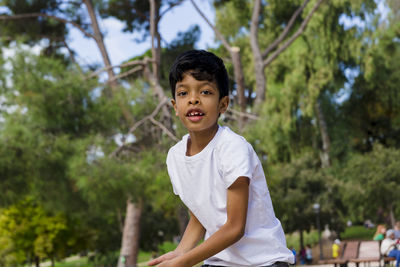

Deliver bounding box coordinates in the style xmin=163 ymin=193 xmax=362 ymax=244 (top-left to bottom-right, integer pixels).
xmin=35 ymin=256 xmax=40 ymax=267
xmin=389 ymin=204 xmax=396 ymax=228
xmin=250 ymin=0 xmax=267 ymax=110
xmin=118 ymin=198 xmax=143 ymax=267
xmin=229 ymin=47 xmax=246 ymax=112
xmin=299 ymin=230 xmax=304 ymax=251
xmin=83 ymin=0 xmax=117 ymax=89
xmin=229 ymin=47 xmax=248 ymax=129
xmin=148 ymin=0 xmax=174 ymax=130
xmin=253 ymin=57 xmax=266 ymax=110
xmin=314 ymin=99 xmax=331 ymax=168
xmin=149 ymin=0 xmax=161 ymax=81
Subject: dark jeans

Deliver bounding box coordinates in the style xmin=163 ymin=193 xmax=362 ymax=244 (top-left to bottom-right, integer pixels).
xmin=201 ymin=261 xmax=290 ymax=267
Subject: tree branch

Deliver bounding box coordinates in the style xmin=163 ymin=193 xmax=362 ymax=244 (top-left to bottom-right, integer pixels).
xmin=227 ymin=109 xmax=259 ymax=120
xmin=263 ymin=0 xmax=324 ymax=67
xmin=108 ymin=66 xmax=143 ymax=82
xmin=0 ymin=13 xmax=95 ymax=39
xmin=262 ymin=0 xmax=310 ymax=58
xmin=190 ymin=0 xmax=231 ymax=51
xmin=149 ymin=117 xmax=179 ymax=142
xmin=87 ymin=58 xmax=152 ymax=79
xmin=159 ymin=0 xmax=185 ymax=18
xmin=83 ymin=0 xmax=118 ymax=88
xmin=109 ymin=98 xmax=176 ymax=158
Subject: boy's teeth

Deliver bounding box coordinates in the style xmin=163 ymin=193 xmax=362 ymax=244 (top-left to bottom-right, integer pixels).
xmin=188 ymin=112 xmax=203 ymax=116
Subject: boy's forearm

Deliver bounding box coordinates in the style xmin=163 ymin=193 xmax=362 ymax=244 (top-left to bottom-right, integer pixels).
xmin=175 ymin=211 xmax=206 ymax=254
xmin=177 ymin=221 xmax=244 ymax=266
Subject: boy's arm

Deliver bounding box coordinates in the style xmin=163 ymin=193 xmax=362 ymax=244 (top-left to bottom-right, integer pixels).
xmin=161 ymin=176 xmax=250 ymax=267
xmin=148 ymin=210 xmax=205 ymax=266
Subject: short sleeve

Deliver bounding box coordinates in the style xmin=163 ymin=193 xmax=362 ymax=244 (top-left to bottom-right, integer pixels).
xmin=217 ymin=137 xmax=257 ymax=189
xmin=166 ymin=148 xmax=179 ymax=195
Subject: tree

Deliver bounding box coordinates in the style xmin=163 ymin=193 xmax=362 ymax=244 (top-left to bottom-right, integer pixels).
xmin=0 ymin=50 xmax=131 ymax=264
xmin=269 ymin=151 xmax=346 ymax=249
xmin=0 ymin=198 xmax=67 ymax=267
xmin=343 ymin=2 xmax=400 ymax=152
xmin=1 ymin=2 xmax=183 ymax=265
xmin=341 ymin=145 xmax=400 ymax=227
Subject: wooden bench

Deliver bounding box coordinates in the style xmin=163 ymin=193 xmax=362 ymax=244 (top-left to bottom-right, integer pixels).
xmin=349 ymin=240 xmax=381 ymax=267
xmin=319 ymin=241 xmax=360 ymax=267
xmin=383 ymin=256 xmax=396 ymax=267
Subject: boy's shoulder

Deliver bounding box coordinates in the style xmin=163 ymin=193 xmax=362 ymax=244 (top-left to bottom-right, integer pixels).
xmin=167 ymin=126 xmax=251 ymax=158
xmin=217 ymin=126 xmax=249 ymax=147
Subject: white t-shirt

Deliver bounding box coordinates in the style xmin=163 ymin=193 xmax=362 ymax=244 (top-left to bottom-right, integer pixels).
xmin=166 ymin=126 xmax=294 ymax=267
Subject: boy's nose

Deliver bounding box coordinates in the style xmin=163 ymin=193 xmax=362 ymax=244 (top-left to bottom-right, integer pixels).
xmin=189 ymin=99 xmax=200 ymax=105
xmin=188 ymin=95 xmax=200 ymax=105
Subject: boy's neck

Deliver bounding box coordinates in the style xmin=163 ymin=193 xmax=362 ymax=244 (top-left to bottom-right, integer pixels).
xmin=186 ymin=124 xmax=219 ymax=156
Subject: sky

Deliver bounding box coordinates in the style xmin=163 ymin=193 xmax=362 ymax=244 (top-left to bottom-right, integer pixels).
xmin=68 ymin=0 xmax=216 ymax=68
xmin=0 ymin=0 xmax=390 ymax=107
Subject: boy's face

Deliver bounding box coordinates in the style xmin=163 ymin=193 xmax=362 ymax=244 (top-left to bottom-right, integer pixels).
xmin=171 ymin=73 xmax=229 ymax=134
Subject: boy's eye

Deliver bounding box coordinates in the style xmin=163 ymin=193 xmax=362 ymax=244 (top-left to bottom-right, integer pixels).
xmin=177 ymin=91 xmax=187 ymax=96
xmin=201 ymin=90 xmax=212 ymax=95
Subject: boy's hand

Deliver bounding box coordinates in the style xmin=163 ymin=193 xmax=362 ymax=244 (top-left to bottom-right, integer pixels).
xmin=147 ymin=250 xmax=182 ymax=266
xmin=154 ymin=258 xmax=185 ymax=267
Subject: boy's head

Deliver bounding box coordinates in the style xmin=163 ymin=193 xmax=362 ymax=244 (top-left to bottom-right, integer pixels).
xmin=169 ymin=50 xmax=230 ymax=133
xmin=169 ymin=50 xmax=229 ymax=99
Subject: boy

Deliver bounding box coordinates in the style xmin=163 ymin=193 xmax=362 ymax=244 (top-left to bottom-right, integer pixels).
xmin=148 ymin=50 xmax=294 ymax=267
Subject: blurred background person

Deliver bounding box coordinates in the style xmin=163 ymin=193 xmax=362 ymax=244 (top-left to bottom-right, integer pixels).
xmin=332 ymin=239 xmax=341 ymax=259
xmin=374 ymin=224 xmax=387 ymax=241
xmin=381 ymin=229 xmax=400 ymax=267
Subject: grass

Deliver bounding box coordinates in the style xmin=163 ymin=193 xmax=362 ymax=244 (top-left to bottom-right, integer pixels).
xmin=137 ymin=250 xmax=153 ymax=263
xmin=54 ymin=257 xmax=91 ymax=267
xmin=340 ymin=225 xmax=375 ymax=240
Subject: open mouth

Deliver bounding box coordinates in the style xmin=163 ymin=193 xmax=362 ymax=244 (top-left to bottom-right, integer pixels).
xmin=186 ymin=111 xmax=204 ymax=117
xmin=186 ymin=109 xmax=205 ymax=121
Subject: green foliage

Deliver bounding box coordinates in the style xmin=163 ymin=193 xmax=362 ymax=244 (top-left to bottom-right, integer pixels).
xmin=0 ymin=198 xmax=67 ymax=265
xmin=341 ymin=145 xmax=400 ymax=224
xmin=343 ymin=15 xmax=400 ymax=151
xmin=268 ymin=151 xmax=346 ymax=236
xmin=103 ymin=0 xmax=183 ymax=38
xmin=88 ymin=251 xmax=119 ymax=267
xmin=6 ymin=51 xmax=122 ymax=136
xmin=286 ymin=230 xmax=319 ymax=251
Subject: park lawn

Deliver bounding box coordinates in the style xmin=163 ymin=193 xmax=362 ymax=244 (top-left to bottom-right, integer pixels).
xmin=340 ymin=225 xmax=375 ymax=240
xmin=54 ymin=257 xmax=91 ymax=267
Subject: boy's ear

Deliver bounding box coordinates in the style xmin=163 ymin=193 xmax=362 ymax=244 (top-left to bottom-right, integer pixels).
xmin=171 ymin=98 xmax=178 ymax=116
xmin=219 ymin=96 xmax=229 ymax=114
